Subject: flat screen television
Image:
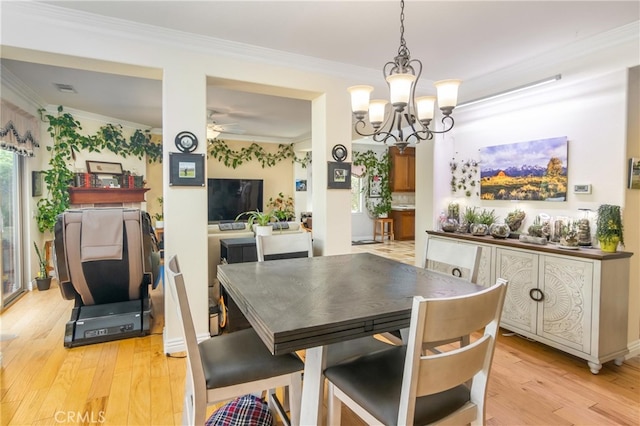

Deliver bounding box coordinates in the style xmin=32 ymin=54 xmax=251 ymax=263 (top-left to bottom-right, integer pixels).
xmin=207 ymin=178 xmax=264 ymax=222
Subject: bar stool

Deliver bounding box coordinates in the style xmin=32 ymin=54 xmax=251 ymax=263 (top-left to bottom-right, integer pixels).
xmin=373 ymin=217 xmax=394 ymax=242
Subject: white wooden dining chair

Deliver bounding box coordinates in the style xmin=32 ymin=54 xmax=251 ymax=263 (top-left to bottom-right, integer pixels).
xmin=256 ymin=232 xmax=313 ymax=261
xmin=324 ymin=278 xmax=508 ymax=426
xmin=423 ymin=235 xmax=481 ymax=283
xmin=165 ymin=255 xmax=303 ymax=426
xmin=381 ymin=234 xmax=483 ymax=347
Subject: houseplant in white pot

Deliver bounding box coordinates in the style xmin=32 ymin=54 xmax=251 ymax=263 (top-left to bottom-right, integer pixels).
xmin=33 ymin=241 xmax=51 ymax=291
xmin=236 ymin=210 xmax=277 ymax=236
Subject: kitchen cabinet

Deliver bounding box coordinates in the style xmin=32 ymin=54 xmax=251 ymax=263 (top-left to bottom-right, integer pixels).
xmin=389 ymin=146 xmax=415 ymax=192
xmin=391 ymin=209 xmax=415 ymax=240
xmin=426 ymin=230 xmax=631 ymax=374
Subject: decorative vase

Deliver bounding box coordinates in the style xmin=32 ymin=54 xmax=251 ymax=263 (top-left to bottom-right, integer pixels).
xmin=490 ymin=223 xmax=510 ymax=239
xmin=599 ymin=237 xmax=619 ymax=253
xmin=441 ymin=218 xmax=458 ymax=232
xmin=470 ymin=223 xmax=489 ymax=236
xmin=155 ymin=220 xmax=164 ymax=229
xmin=254 ymin=225 xmax=273 ymax=237
xmin=35 ymin=277 xmax=51 ymax=291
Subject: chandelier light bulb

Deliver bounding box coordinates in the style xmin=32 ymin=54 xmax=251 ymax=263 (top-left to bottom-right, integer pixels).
xmin=415 ymin=96 xmax=436 ymax=122
xmin=348 ymin=85 xmax=374 ymax=118
xmin=386 ymin=73 xmax=416 ymax=110
xmin=434 ymin=79 xmax=462 ymax=110
xmin=369 ymin=100 xmax=388 ymax=127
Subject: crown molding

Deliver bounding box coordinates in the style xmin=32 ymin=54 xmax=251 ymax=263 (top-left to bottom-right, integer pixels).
xmin=0 ymin=64 xmax=47 ymax=110
xmin=5 ymin=2 xmax=380 ymax=84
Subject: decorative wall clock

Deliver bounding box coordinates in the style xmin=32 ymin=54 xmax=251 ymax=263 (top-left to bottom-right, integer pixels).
xmin=175 ymin=131 xmax=198 ymax=153
xmin=332 ymin=144 xmax=348 ymax=162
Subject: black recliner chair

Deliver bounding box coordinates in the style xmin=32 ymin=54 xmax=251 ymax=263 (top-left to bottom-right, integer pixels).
xmin=53 ymin=208 xmax=156 ymax=347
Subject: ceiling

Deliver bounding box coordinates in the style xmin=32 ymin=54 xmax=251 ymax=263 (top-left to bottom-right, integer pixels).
xmin=2 ymin=1 xmax=639 ymax=143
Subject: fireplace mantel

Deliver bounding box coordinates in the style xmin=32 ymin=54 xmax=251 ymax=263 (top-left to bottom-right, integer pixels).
xmin=68 ymin=187 xmax=150 ymax=205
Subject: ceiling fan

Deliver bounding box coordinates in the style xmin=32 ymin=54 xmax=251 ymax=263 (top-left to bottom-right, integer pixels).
xmin=207 ymin=110 xmax=246 ymax=138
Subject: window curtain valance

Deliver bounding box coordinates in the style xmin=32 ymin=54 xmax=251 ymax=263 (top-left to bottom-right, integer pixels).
xmin=0 ymin=100 xmax=40 ymax=157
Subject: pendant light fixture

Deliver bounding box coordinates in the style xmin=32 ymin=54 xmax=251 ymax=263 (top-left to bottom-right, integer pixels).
xmin=348 ymin=0 xmax=461 ymax=153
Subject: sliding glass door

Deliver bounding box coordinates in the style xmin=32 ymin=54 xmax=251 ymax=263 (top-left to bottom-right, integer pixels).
xmin=0 ymin=149 xmax=24 ymax=308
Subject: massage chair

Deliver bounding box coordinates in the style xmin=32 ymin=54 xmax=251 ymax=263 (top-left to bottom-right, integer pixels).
xmin=53 ymin=208 xmax=157 ymax=348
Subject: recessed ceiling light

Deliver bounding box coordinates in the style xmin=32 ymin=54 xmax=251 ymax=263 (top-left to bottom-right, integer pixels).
xmin=54 ymin=83 xmax=77 ymax=94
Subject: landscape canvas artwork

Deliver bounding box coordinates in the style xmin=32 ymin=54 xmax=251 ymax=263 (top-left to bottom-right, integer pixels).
xmin=480 ymin=136 xmax=568 ymax=201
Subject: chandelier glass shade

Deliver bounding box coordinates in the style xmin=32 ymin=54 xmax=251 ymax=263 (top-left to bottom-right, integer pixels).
xmin=348 ymin=0 xmax=461 ymax=153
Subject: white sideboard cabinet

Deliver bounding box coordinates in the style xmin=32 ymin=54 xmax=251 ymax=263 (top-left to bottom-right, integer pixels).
xmin=426 ymin=231 xmax=632 ymax=374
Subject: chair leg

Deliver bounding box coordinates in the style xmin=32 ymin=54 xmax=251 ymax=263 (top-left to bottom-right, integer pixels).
xmin=327 ymin=382 xmax=342 ymax=426
xmin=288 ymin=373 xmax=302 ymax=426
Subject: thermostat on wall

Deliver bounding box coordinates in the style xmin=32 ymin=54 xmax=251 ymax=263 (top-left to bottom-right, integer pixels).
xmin=573 ymin=184 xmax=592 ymax=194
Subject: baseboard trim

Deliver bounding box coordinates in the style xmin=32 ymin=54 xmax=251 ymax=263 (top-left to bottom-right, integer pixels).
xmin=162 ymin=327 xmax=210 ymax=355
xmin=627 ymin=339 xmax=640 ymax=359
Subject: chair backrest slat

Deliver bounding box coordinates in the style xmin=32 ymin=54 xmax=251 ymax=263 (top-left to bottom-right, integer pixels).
xmin=166 ymin=255 xmax=208 ymax=425
xmin=423 ymin=235 xmax=481 ymax=283
xmin=256 ymin=232 xmax=313 ymax=262
xmin=399 ymin=278 xmax=508 ymax=425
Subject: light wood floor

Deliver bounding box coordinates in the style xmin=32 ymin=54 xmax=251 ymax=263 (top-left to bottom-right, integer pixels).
xmin=1 ymin=240 xmax=638 ymax=425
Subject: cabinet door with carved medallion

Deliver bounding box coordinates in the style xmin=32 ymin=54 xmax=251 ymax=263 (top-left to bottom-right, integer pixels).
xmin=539 ymin=255 xmax=593 ymax=353
xmin=496 ymin=248 xmax=539 ymax=334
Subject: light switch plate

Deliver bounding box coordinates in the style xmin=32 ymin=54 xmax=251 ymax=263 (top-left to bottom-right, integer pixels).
xmin=573 ymin=184 xmax=591 ymax=194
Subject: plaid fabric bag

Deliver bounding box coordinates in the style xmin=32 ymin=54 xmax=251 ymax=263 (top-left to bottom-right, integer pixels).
xmin=205 ymin=394 xmax=274 ymax=426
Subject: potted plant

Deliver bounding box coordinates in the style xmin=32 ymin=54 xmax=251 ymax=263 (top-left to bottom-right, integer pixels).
xmin=458 ymin=206 xmax=478 ymax=233
xmin=266 ymin=192 xmax=295 ymax=222
xmin=368 ymin=198 xmax=392 ymax=218
xmin=153 ymin=196 xmax=164 ymax=229
xmin=559 ymin=220 xmax=579 ymax=248
xmin=33 ymin=241 xmax=51 ymax=291
xmin=596 ymin=204 xmax=624 ymax=252
xmin=471 ymin=208 xmax=497 ymax=236
xmin=353 ymin=150 xmax=393 ymax=219
xmin=236 ymin=209 xmax=277 ymax=236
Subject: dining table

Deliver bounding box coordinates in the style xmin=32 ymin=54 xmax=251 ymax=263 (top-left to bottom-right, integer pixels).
xmin=217 ymin=252 xmax=485 ymax=425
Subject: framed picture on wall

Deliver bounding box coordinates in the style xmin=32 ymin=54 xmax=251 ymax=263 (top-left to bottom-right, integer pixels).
xmin=327 ymin=161 xmax=351 ymax=189
xmin=629 ymin=157 xmax=640 ymax=189
xmin=86 ymin=160 xmax=124 ymax=175
xmin=369 ymin=175 xmax=382 ymax=197
xmin=479 ymin=136 xmax=568 ymax=201
xmin=32 ymin=170 xmax=43 ymax=197
xmin=169 ymin=152 xmax=205 ymax=186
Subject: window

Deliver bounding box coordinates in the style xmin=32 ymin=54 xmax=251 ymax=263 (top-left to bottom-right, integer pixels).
xmin=0 ymin=150 xmax=24 ymax=306
xmin=351 ymin=175 xmax=364 ymax=213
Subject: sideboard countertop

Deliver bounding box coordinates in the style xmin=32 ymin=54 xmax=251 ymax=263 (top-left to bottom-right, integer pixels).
xmin=426 ymin=230 xmax=633 ymax=261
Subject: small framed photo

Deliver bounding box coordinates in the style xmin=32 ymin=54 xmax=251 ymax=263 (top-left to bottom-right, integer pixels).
xmin=296 ymin=179 xmax=307 ymax=192
xmin=170 ymin=152 xmax=205 ymax=186
xmin=629 ymin=157 xmax=640 ymax=189
xmin=86 ymin=160 xmax=123 ymax=175
xmin=369 ymin=175 xmax=382 ymax=197
xmin=32 ymin=170 xmax=43 ymax=197
xmin=327 ymin=161 xmax=351 ymax=189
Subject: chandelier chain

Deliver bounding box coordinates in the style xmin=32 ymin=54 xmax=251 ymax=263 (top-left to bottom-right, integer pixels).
xmin=399 ymin=0 xmax=406 ymax=49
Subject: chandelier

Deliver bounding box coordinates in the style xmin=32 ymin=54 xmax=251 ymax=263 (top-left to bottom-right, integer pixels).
xmin=348 ymin=0 xmax=461 ymax=153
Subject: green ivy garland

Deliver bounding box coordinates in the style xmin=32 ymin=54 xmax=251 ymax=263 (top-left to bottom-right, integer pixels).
xmin=35 ymin=106 xmax=162 ymax=233
xmin=208 ymin=139 xmax=311 ymax=169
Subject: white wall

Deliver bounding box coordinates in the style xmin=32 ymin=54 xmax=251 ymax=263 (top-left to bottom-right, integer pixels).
xmin=434 ymin=70 xmax=628 ymax=229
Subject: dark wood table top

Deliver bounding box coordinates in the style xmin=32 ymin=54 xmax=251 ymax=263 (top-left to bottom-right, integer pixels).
xmin=217 ymin=252 xmax=485 ymax=355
